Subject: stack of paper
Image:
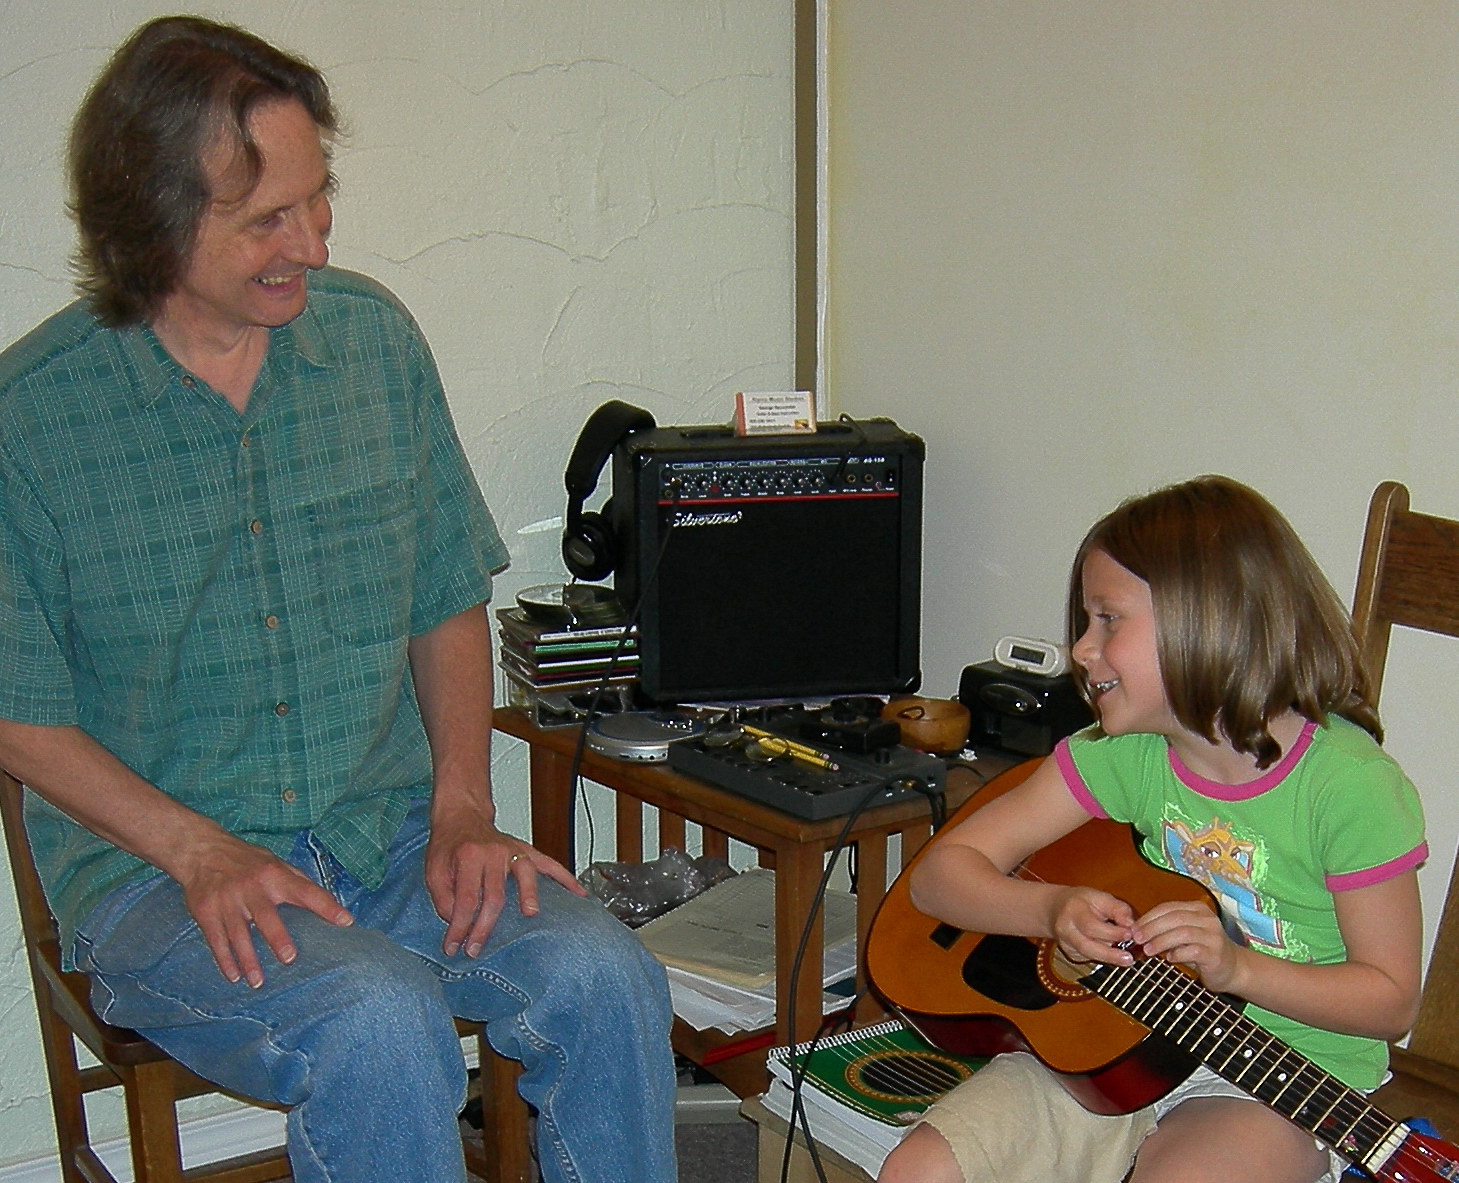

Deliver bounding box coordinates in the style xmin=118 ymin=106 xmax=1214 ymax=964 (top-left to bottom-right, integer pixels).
xmin=635 ymin=868 xmax=858 ymax=1032
xmin=663 ymin=943 xmax=858 ymax=1034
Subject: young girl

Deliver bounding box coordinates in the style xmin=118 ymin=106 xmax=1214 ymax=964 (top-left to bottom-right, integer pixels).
xmin=879 ymin=475 xmax=1427 ymax=1183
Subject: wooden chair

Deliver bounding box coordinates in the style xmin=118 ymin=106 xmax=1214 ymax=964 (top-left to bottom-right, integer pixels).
xmin=1351 ymin=480 xmax=1459 ymax=1139
xmin=0 ymin=771 xmax=533 ymax=1183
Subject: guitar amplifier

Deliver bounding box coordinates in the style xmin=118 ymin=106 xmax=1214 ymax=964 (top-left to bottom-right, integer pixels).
xmin=610 ymin=419 xmax=923 ymax=703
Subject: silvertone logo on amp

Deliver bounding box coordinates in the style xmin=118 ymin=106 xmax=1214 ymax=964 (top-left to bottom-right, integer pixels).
xmin=670 ymin=509 xmax=744 ymax=528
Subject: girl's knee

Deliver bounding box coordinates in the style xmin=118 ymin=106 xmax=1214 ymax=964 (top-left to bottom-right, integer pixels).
xmin=880 ymin=1123 xmax=964 ymax=1183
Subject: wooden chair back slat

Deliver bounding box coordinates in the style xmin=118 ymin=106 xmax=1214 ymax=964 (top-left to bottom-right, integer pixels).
xmin=1353 ymin=482 xmax=1459 ymax=1134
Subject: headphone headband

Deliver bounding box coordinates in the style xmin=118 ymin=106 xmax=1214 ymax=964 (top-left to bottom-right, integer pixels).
xmin=564 ymin=401 xmax=656 ymax=500
xmin=561 ymin=400 xmax=656 ymax=581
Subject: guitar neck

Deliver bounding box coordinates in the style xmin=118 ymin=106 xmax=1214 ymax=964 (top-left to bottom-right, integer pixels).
xmin=1080 ymin=957 xmax=1407 ymax=1177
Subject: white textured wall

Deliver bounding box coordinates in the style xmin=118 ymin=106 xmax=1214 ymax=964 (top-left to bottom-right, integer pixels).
xmin=828 ymin=1 xmax=1459 ymax=989
xmin=0 ymin=1 xmax=793 ymax=1167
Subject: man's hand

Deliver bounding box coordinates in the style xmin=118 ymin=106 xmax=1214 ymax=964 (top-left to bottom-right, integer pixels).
xmin=172 ymin=830 xmax=354 ymax=988
xmin=424 ymin=801 xmax=587 ymax=959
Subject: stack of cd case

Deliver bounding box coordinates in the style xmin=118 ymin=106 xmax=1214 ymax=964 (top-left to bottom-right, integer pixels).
xmin=495 ymin=606 xmax=639 ymax=698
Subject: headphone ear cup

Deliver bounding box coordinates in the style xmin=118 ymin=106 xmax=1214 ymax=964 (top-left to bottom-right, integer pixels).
xmin=562 ymin=509 xmax=616 ymax=582
xmin=561 ymin=401 xmax=655 ymax=584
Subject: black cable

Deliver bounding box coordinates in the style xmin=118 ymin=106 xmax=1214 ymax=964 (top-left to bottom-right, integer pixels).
xmin=911 ymin=775 xmax=947 ymax=832
xmin=776 ymin=764 xmax=951 ymax=1181
xmin=778 ymin=780 xmax=884 ymax=1183
xmin=563 ymin=478 xmax=683 ymax=871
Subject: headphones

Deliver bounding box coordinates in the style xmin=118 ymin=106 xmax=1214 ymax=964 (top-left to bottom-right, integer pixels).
xmin=561 ymin=400 xmax=656 ymax=581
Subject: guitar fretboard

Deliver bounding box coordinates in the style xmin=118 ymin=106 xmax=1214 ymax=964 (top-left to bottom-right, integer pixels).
xmin=1081 ymin=956 xmax=1406 ymax=1175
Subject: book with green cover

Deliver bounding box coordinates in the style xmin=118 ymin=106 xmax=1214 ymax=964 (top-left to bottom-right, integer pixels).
xmin=765 ymin=1018 xmax=986 ymax=1135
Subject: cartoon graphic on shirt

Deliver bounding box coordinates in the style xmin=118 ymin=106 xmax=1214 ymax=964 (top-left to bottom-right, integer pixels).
xmin=1163 ymin=817 xmax=1285 ymax=952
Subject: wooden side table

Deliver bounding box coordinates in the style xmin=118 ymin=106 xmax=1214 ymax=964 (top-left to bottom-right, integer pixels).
xmin=493 ymin=707 xmax=1016 ymax=1095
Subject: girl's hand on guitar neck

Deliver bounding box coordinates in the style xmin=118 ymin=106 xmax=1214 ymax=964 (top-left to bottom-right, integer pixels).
xmin=1131 ymin=899 xmax=1244 ymax=993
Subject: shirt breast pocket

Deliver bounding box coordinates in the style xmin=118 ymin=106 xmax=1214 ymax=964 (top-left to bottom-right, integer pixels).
xmin=306 ymin=479 xmax=418 ymax=647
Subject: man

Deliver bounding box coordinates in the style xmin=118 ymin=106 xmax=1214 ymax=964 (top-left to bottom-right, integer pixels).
xmin=0 ymin=16 xmax=676 ymax=1183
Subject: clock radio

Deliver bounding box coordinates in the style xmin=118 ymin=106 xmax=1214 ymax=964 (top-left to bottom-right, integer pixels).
xmin=958 ymin=660 xmax=1093 ymax=757
xmin=993 ymin=635 xmax=1068 ymax=678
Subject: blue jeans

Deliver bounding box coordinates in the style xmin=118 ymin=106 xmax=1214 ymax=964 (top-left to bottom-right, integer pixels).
xmin=71 ymin=801 xmax=677 ymax=1183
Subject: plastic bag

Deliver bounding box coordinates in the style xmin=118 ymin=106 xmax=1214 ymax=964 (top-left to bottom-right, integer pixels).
xmin=579 ymin=847 xmax=736 ymax=927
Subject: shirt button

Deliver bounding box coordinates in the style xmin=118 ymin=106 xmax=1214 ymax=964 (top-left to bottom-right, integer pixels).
xmin=274 ymin=702 xmax=290 ymax=716
xmin=281 ymin=789 xmax=298 ymax=804
xmin=250 ymin=520 xmax=264 ymax=535
xmin=264 ymin=614 xmax=279 ymax=629
xmin=241 ymin=433 xmax=252 ymax=447
xmin=181 ymin=375 xmax=196 ymax=388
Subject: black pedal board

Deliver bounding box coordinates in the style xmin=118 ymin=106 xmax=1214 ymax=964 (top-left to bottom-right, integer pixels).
xmin=667 ymin=729 xmax=945 ymax=820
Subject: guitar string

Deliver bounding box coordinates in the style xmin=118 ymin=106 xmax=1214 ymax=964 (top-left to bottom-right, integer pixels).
xmin=1091 ymin=956 xmax=1437 ymax=1175
xmin=1136 ymin=961 xmax=1455 ymax=1181
xmin=900 ymin=851 xmax=1459 ymax=1177
xmin=1098 ymin=960 xmax=1386 ymax=1147
xmin=1004 ymin=863 xmax=1456 ymax=1176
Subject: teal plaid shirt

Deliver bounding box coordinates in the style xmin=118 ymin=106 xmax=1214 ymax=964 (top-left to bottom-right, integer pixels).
xmin=0 ymin=268 xmax=508 ymax=950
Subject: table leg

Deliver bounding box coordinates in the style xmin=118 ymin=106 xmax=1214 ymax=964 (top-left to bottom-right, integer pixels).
xmin=774 ymin=843 xmax=826 ymax=1048
xmin=528 ymin=744 xmax=575 ymax=865
xmin=853 ymin=837 xmax=888 ymax=1022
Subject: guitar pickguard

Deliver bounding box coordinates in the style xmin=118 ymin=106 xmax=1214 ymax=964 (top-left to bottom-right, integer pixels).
xmin=959 ymin=933 xmax=1059 ymax=1010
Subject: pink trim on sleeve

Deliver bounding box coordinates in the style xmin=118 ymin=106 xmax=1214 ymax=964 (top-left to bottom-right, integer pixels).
xmin=1325 ymin=842 xmax=1429 ymax=892
xmin=1054 ymin=738 xmax=1108 ymax=819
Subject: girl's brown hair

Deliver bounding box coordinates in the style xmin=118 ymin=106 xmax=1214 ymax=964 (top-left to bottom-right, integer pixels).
xmin=69 ymin=16 xmax=338 ymax=326
xmin=1067 ymin=475 xmax=1381 ymax=767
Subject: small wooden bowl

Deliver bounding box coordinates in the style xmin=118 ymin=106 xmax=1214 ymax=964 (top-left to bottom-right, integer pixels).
xmin=880 ymin=697 xmax=971 ymax=753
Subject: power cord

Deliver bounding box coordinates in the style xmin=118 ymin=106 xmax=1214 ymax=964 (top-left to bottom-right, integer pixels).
xmin=563 ymin=478 xmax=683 ymax=870
xmin=776 ymin=765 xmax=951 ymax=1183
xmin=779 ymin=780 xmax=884 ymax=1183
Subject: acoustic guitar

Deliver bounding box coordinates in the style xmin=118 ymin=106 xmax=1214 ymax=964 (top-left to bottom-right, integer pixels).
xmin=865 ymin=761 xmax=1459 ymax=1183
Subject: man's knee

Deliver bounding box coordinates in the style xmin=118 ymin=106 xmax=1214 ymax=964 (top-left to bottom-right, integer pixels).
xmin=311 ymin=953 xmax=451 ymax=1034
xmin=273 ymin=954 xmax=466 ymax=1109
xmin=519 ymin=889 xmax=667 ymax=996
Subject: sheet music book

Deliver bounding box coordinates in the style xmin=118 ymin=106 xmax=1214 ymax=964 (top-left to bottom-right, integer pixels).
xmin=760 ymin=1019 xmax=988 ymax=1174
xmin=665 ymin=954 xmax=856 ymax=1033
xmin=634 ymin=868 xmax=856 ymax=988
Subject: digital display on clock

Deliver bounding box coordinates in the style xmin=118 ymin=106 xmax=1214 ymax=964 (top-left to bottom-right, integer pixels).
xmin=1010 ymin=644 xmax=1043 ymax=665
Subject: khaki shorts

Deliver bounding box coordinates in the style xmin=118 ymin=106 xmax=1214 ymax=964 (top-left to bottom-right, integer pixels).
xmin=918 ymin=1052 xmax=1349 ymax=1183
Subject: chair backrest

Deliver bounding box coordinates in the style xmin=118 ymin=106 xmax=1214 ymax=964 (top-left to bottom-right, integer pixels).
xmin=1352 ymin=481 xmax=1459 ymax=703
xmin=0 ymin=771 xmax=60 ymax=955
xmin=1351 ymin=481 xmax=1459 ymax=1066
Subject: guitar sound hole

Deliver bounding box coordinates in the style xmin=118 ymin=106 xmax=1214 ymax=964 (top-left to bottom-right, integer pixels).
xmin=961 ymin=934 xmax=1059 ymax=1010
